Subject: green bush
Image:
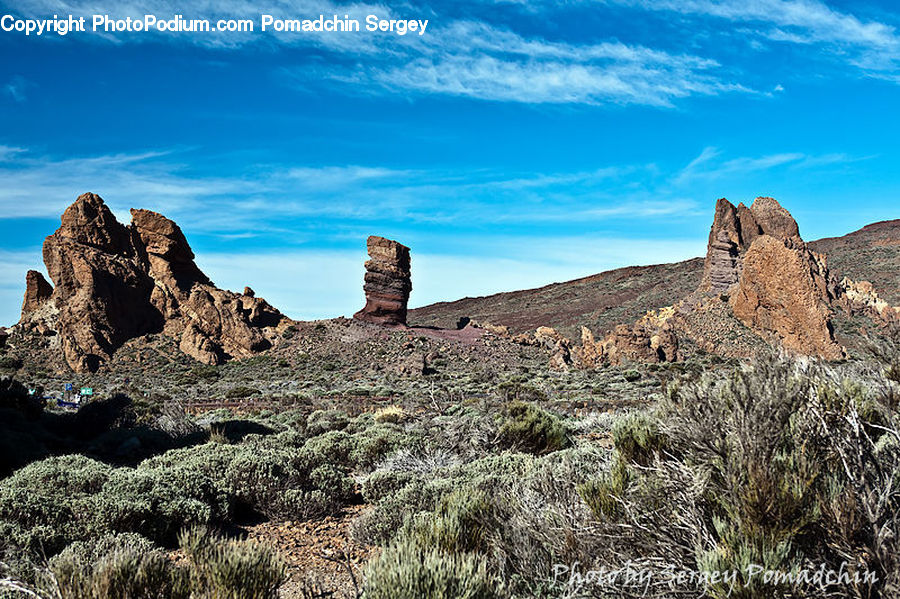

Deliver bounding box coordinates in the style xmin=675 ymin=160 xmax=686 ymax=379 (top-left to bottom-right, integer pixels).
xmin=497 ymin=402 xmax=571 ymax=455
xmin=0 ymin=455 xmax=113 ymax=554
xmin=364 ymin=536 xmax=502 ymax=599
xmin=179 ymin=527 xmax=286 ymax=599
xmin=577 ymin=454 xmax=630 ymax=520
xmin=622 ymin=369 xmax=641 ymax=382
xmin=405 ymin=489 xmax=494 ymax=555
xmin=611 ymin=411 xmax=663 ymax=465
xmin=305 ymin=409 xmax=349 ymax=436
xmin=49 ymin=534 xmax=189 ymax=599
xmin=225 ymin=386 xmax=260 ymax=400
xmin=43 ymin=528 xmax=285 ymax=599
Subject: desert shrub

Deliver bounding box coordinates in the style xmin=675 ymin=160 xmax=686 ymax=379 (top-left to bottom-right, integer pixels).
xmin=49 ymin=533 xmax=189 ymax=599
xmin=577 ymin=454 xmax=630 ymax=520
xmin=497 ymin=380 xmax=547 ymax=402
xmin=354 ymin=477 xmax=457 ymax=546
xmin=429 ymin=405 xmax=498 ymax=459
xmin=497 ymin=402 xmax=571 ymax=455
xmin=179 ymin=527 xmax=286 ymax=599
xmin=360 ymin=469 xmax=416 ymax=504
xmin=563 ymin=357 xmax=900 ymax=598
xmin=622 ymin=369 xmax=641 ymax=382
xmin=305 ymin=409 xmax=349 ymax=436
xmin=610 ymin=410 xmax=663 ymax=465
xmin=363 ymin=536 xmax=502 ymax=599
xmin=99 ymin=465 xmax=227 ymax=545
xmin=374 ymin=405 xmax=407 ymax=424
xmin=348 ymin=424 xmax=410 ymax=470
xmin=225 ymin=386 xmax=260 ymax=400
xmin=0 ymin=455 xmax=113 ymax=554
xmin=404 ymin=489 xmax=495 ymax=556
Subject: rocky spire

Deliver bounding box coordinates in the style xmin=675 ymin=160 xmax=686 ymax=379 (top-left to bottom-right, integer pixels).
xmin=353 ymin=236 xmax=412 ymax=326
xmin=699 ymin=196 xmax=802 ymax=294
xmin=21 ymin=270 xmax=53 ymax=316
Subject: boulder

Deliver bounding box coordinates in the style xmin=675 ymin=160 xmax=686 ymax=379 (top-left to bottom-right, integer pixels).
xmin=353 ymin=236 xmax=412 ymax=326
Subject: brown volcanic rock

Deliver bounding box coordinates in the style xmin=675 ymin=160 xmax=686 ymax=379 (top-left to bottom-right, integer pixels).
xmin=700 ymin=197 xmax=802 ymax=294
xmin=730 ymin=235 xmax=844 ymax=360
xmin=21 ymin=270 xmax=53 ymax=315
xmin=41 ymin=194 xmax=161 ymax=372
xmin=20 ymin=193 xmax=288 ymax=372
xmin=354 ymin=236 xmax=412 ymax=326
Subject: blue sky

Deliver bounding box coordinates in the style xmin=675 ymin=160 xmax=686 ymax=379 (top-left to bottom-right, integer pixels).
xmin=1 ymin=0 xmax=899 ymax=326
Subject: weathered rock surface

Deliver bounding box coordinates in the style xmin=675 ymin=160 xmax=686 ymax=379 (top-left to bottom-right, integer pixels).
xmin=837 ymin=277 xmax=900 ymax=322
xmin=19 ymin=193 xmax=289 ymax=372
xmin=730 ymin=235 xmax=844 ymax=360
xmin=575 ymin=196 xmax=851 ymax=365
xmin=576 ymin=308 xmax=679 ymax=366
xmin=700 ymin=197 xmax=802 ymax=294
xmin=353 ymin=236 xmax=412 ymax=326
xmin=21 ymin=271 xmax=53 ymax=315
xmin=0 ymin=328 xmax=8 ymax=348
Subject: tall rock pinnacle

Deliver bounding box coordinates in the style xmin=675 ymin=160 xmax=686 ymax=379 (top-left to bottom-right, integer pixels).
xmin=353 ymin=236 xmax=412 ymax=326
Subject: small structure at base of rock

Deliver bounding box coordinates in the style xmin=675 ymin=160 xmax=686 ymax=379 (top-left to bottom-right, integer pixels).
xmin=353 ymin=236 xmax=412 ymax=326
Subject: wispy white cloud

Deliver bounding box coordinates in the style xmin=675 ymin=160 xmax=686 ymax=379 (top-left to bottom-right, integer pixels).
xmin=3 ymin=76 xmax=31 ymax=103
xmin=9 ymin=0 xmax=752 ymax=106
xmin=674 ymin=145 xmax=863 ymax=184
xmin=612 ymin=0 xmax=900 ymax=76
xmin=319 ymin=19 xmax=751 ymax=106
xmin=0 ymin=145 xmax=862 ymax=231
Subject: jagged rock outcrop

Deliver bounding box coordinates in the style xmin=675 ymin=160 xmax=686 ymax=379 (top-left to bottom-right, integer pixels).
xmin=353 ymin=236 xmax=412 ymax=326
xmin=19 ymin=193 xmax=289 ymax=372
xmin=693 ymin=196 xmax=845 ymax=360
xmin=576 ymin=308 xmax=679 ymax=366
xmin=574 ymin=196 xmax=851 ymax=365
xmin=700 ymin=197 xmax=802 ymax=294
xmin=533 ymin=326 xmax=572 ymax=371
xmin=730 ymin=235 xmax=844 ymax=360
xmin=0 ymin=328 xmax=8 ymax=348
xmin=837 ymin=277 xmax=900 ymax=322
xmin=21 ymin=271 xmax=53 ymax=316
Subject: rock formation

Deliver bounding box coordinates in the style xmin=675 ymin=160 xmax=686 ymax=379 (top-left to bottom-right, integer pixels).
xmin=576 ymin=308 xmax=679 ymax=366
xmin=730 ymin=235 xmax=844 ymax=360
xmin=569 ymin=196 xmax=855 ymax=366
xmin=699 ymin=197 xmax=803 ymax=294
xmin=19 ymin=193 xmax=289 ymax=372
xmin=837 ymin=277 xmax=900 ymax=322
xmin=533 ymin=326 xmax=572 ymax=371
xmin=0 ymin=328 xmax=8 ymax=348
xmin=353 ymin=236 xmax=412 ymax=326
xmin=21 ymin=271 xmax=53 ymax=316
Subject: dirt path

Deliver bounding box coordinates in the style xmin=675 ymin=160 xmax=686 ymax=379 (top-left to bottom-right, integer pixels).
xmin=245 ymin=504 xmax=375 ymax=598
